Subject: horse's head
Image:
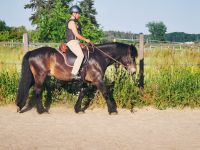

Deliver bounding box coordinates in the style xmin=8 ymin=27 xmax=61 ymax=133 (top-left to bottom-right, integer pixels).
xmin=120 ymin=44 xmax=138 ymax=74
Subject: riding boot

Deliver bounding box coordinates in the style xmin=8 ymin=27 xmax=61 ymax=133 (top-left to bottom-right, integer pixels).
xmin=72 ymin=74 xmax=81 ymax=80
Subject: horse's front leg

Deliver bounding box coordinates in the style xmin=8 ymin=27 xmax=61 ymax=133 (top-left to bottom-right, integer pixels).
xmin=96 ymin=81 xmax=117 ymax=114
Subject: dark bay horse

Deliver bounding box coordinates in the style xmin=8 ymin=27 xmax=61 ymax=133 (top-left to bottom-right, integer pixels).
xmin=16 ymin=42 xmax=138 ymax=114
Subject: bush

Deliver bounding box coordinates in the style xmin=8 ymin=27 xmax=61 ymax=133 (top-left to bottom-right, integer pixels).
xmin=145 ymin=66 xmax=200 ymax=109
xmin=0 ymin=70 xmax=19 ymax=104
xmin=111 ymin=67 xmax=142 ymax=109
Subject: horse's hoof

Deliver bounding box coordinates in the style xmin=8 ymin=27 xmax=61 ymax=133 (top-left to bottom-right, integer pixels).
xmin=78 ymin=111 xmax=85 ymax=114
xmin=75 ymin=109 xmax=85 ymax=114
xmin=109 ymin=111 xmax=118 ymax=115
xmin=130 ymin=109 xmax=137 ymax=113
xmin=17 ymin=107 xmax=21 ymax=112
xmin=37 ymin=108 xmax=49 ymax=114
xmin=17 ymin=107 xmax=21 ymax=113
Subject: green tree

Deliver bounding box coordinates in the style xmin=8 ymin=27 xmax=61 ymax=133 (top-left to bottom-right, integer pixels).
xmin=0 ymin=20 xmax=9 ymax=31
xmin=79 ymin=16 xmax=104 ymax=43
xmin=0 ymin=20 xmax=10 ymax=41
xmin=25 ymin=0 xmax=72 ymax=42
xmin=165 ymin=32 xmax=200 ymax=42
xmin=9 ymin=26 xmax=27 ymax=41
xmin=146 ymin=21 xmax=167 ymax=41
xmin=80 ymin=0 xmax=98 ymax=27
xmin=0 ymin=31 xmax=10 ymax=41
xmin=24 ymin=0 xmax=103 ymax=42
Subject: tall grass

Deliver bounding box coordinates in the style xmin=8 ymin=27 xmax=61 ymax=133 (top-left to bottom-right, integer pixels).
xmin=0 ymin=45 xmax=199 ymax=109
xmin=143 ymin=48 xmax=200 ymax=109
xmin=0 ymin=69 xmax=19 ymax=104
xmin=145 ymin=66 xmax=200 ymax=109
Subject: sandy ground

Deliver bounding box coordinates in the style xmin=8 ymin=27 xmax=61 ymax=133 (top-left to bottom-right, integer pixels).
xmin=0 ymin=105 xmax=200 ymax=150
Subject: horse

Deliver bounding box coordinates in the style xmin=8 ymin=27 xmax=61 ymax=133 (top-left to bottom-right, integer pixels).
xmin=16 ymin=42 xmax=138 ymax=114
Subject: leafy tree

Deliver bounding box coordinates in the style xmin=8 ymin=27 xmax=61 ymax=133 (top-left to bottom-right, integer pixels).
xmin=0 ymin=26 xmax=27 ymax=42
xmin=0 ymin=31 xmax=10 ymax=41
xmin=38 ymin=0 xmax=71 ymax=42
xmin=146 ymin=21 xmax=167 ymax=41
xmin=9 ymin=26 xmax=27 ymax=41
xmin=165 ymin=32 xmax=200 ymax=42
xmin=102 ymin=31 xmax=137 ymax=43
xmin=79 ymin=16 xmax=104 ymax=43
xmin=0 ymin=20 xmax=9 ymax=31
xmin=80 ymin=0 xmax=98 ymax=27
xmin=24 ymin=0 xmax=103 ymax=43
xmin=0 ymin=20 xmax=10 ymax=41
xmin=24 ymin=0 xmax=72 ymax=42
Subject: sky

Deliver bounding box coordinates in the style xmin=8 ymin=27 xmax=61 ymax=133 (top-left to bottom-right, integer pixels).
xmin=0 ymin=0 xmax=200 ymax=34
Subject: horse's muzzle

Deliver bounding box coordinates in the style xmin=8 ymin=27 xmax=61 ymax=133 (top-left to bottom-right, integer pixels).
xmin=127 ymin=64 xmax=137 ymax=74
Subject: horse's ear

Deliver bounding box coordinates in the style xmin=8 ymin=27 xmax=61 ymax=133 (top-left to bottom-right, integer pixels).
xmin=131 ymin=43 xmax=137 ymax=47
xmin=130 ymin=44 xmax=138 ymax=58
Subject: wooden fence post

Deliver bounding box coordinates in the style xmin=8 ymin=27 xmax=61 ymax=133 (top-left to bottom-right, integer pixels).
xmin=139 ymin=33 xmax=144 ymax=89
xmin=23 ymin=33 xmax=29 ymax=52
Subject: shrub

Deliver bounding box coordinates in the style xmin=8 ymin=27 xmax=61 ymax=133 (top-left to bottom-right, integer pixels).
xmin=0 ymin=70 xmax=19 ymax=104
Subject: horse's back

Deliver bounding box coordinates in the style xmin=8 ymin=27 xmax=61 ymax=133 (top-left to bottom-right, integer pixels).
xmin=28 ymin=46 xmax=56 ymax=57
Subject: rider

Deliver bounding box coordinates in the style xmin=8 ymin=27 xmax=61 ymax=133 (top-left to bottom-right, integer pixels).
xmin=66 ymin=5 xmax=91 ymax=79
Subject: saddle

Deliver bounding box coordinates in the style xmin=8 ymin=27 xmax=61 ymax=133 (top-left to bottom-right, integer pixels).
xmin=58 ymin=42 xmax=89 ymax=67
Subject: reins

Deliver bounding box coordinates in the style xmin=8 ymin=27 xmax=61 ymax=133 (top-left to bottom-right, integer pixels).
xmin=57 ymin=43 xmax=129 ymax=68
xmin=90 ymin=44 xmax=127 ymax=68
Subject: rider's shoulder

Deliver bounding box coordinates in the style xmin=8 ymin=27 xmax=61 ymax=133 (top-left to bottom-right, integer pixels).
xmin=68 ymin=19 xmax=76 ymax=25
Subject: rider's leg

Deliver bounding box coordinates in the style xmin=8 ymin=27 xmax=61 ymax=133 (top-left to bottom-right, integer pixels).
xmin=67 ymin=40 xmax=84 ymax=76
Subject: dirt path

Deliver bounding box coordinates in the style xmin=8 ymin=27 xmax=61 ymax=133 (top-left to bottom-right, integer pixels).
xmin=0 ymin=105 xmax=200 ymax=150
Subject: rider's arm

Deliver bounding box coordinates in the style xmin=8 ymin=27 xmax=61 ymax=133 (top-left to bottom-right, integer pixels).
xmin=68 ymin=21 xmax=90 ymax=43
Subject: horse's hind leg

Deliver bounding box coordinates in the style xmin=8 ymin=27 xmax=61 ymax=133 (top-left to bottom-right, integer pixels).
xmin=74 ymin=87 xmax=88 ymax=113
xmin=74 ymin=85 xmax=96 ymax=113
xmin=33 ymin=73 xmax=47 ymax=114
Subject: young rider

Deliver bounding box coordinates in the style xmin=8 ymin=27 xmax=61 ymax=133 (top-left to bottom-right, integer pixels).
xmin=66 ymin=5 xmax=91 ymax=79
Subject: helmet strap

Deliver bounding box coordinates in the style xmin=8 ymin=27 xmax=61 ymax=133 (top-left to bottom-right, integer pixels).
xmin=72 ymin=13 xmax=79 ymax=20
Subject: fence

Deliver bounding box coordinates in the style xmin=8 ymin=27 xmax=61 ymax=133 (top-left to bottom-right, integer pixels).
xmin=1 ymin=34 xmax=200 ymax=88
xmin=114 ymin=38 xmax=200 ymax=52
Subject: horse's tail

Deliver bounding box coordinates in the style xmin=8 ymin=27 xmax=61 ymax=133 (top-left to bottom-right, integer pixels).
xmin=16 ymin=52 xmax=34 ymax=111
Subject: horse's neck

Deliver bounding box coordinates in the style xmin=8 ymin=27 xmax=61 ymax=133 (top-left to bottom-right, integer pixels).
xmin=94 ymin=45 xmax=123 ymax=66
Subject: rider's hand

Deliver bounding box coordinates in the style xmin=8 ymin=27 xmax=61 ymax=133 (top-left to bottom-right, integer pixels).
xmin=85 ymin=39 xmax=91 ymax=43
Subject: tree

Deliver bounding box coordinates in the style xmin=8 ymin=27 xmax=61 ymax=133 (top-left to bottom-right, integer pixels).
xmin=24 ymin=0 xmax=103 ymax=42
xmin=0 ymin=20 xmax=10 ymax=41
xmin=80 ymin=0 xmax=99 ymax=27
xmin=79 ymin=16 xmax=104 ymax=43
xmin=0 ymin=25 xmax=27 ymax=42
xmin=79 ymin=0 xmax=104 ymax=43
xmin=0 ymin=20 xmax=9 ymax=31
xmin=9 ymin=26 xmax=27 ymax=41
xmin=24 ymin=0 xmax=72 ymax=42
xmin=146 ymin=21 xmax=167 ymax=41
xmin=0 ymin=31 xmax=10 ymax=41
xmin=165 ymin=32 xmax=200 ymax=42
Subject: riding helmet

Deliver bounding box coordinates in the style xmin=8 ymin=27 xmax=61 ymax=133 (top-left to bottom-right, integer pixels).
xmin=69 ymin=5 xmax=82 ymax=14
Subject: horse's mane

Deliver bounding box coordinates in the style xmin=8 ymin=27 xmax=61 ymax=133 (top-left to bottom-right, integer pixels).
xmin=94 ymin=42 xmax=129 ymax=49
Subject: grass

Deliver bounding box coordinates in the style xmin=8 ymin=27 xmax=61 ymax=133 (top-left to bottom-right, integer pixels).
xmin=0 ymin=45 xmax=24 ymax=72
xmin=0 ymin=44 xmax=200 ymax=109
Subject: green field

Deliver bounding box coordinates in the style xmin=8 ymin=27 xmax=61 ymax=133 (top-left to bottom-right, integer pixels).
xmin=0 ymin=44 xmax=200 ymax=109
